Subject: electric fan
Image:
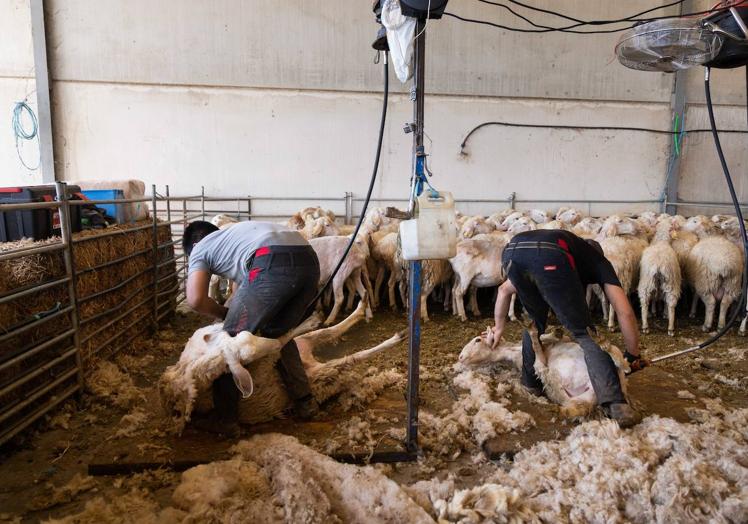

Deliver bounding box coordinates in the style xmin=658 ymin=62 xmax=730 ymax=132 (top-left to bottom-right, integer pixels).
xmin=616 ymin=5 xmax=748 ymax=72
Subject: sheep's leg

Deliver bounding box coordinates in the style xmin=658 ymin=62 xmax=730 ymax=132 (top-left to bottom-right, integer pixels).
xmin=468 ymin=286 xmax=480 ymax=317
xmin=296 ymin=300 xmax=367 ymax=355
xmin=361 ymin=265 xmax=375 ymax=314
xmin=740 ymin=306 xmax=748 ymax=336
xmin=559 ymin=388 xmax=596 ymax=419
xmin=702 ymin=294 xmax=716 ymax=332
xmin=508 ymin=293 xmax=517 ymax=321
xmin=352 ymin=269 xmax=373 ymax=321
xmin=607 ymin=304 xmax=617 ymax=332
xmin=640 ymin=293 xmax=650 ymax=335
xmin=455 ymin=284 xmax=468 ymax=322
xmin=324 ymin=281 xmax=345 ymax=326
xmin=666 ymin=297 xmax=677 ymax=337
xmin=689 ymin=292 xmax=699 ymax=319
xmin=443 ymin=283 xmax=451 ymax=312
xmin=387 ymin=271 xmax=398 ymax=310
xmin=345 ymin=279 xmax=356 ymax=311
xmin=420 ymin=280 xmax=435 ymax=322
xmin=373 ymin=266 xmax=385 ymax=310
xmin=717 ymin=293 xmax=735 ymax=331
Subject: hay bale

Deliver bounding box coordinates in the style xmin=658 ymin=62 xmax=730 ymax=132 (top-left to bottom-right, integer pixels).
xmin=0 ymin=220 xmax=177 ymax=444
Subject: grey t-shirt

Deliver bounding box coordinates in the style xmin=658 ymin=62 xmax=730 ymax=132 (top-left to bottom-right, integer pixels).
xmin=188 ymin=221 xmax=308 ymax=283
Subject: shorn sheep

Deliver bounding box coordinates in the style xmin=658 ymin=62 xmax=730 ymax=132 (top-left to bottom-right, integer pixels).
xmin=458 ymin=326 xmax=629 ymax=418
xmin=637 ymin=218 xmax=682 ymax=336
xmin=160 ymin=301 xmax=403 ymax=430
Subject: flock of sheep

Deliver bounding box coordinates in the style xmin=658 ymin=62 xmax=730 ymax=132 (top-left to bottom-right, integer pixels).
xmin=210 ymin=204 xmax=747 ymax=337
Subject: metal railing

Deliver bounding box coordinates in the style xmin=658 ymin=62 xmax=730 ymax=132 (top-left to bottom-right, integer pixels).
xmin=0 ymin=183 xmax=181 ymax=447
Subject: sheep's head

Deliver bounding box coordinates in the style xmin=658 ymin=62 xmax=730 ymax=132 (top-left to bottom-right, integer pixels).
xmin=210 ymin=214 xmax=238 ymax=229
xmin=557 ymin=207 xmax=583 ymax=225
xmin=508 ymin=216 xmax=536 ymax=235
xmin=574 ymin=217 xmax=602 ymax=236
xmin=684 ymin=215 xmax=716 ymax=238
xmin=458 ymin=330 xmax=521 ymax=369
xmin=528 ymin=209 xmax=550 ymax=224
xmin=460 ymin=216 xmax=494 ymax=239
xmin=500 ymin=211 xmax=525 ymax=231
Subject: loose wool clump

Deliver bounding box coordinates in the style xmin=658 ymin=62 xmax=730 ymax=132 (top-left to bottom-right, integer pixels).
xmin=86 ymin=361 xmax=144 ymax=409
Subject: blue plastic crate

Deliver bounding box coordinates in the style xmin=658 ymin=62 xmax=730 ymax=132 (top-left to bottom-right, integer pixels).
xmin=81 ymin=189 xmax=125 ymax=223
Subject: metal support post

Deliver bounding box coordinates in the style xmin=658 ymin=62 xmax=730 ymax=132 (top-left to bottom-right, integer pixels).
xmin=55 ymin=182 xmax=83 ymax=391
xmin=151 ymin=185 xmax=159 ymax=330
xmin=30 ymin=0 xmax=55 ymax=183
xmin=406 ymin=18 xmax=426 ymax=455
xmin=200 ymin=186 xmax=206 ymax=220
xmin=165 ymin=185 xmax=172 ymax=223
xmin=345 ymin=192 xmax=353 ymax=225
xmin=182 ymin=198 xmax=188 ymax=228
xmin=509 ymin=191 xmax=516 ymax=210
xmin=247 ymin=196 xmax=252 ymax=221
xmin=664 ymin=1 xmax=691 ymax=214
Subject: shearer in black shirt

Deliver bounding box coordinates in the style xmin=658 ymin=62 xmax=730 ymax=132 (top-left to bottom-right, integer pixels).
xmin=488 ymin=229 xmax=649 ymax=428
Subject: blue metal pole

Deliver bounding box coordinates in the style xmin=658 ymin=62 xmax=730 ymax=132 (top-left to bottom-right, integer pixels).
xmin=406 ymin=18 xmax=426 ymax=454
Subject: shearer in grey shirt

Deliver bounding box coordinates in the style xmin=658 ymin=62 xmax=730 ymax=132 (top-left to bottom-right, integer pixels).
xmin=183 ymin=220 xmax=322 ymax=427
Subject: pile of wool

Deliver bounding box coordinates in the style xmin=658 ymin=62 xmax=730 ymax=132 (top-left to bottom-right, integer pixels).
xmin=111 ymin=407 xmax=149 ymax=439
xmin=86 ymin=361 xmax=144 ymax=409
xmin=416 ymin=369 xmax=534 ymax=458
xmin=48 ymin=434 xmax=435 ymax=523
xmin=415 ymin=400 xmax=748 ymax=523
xmin=333 ymin=367 xmax=405 ymax=412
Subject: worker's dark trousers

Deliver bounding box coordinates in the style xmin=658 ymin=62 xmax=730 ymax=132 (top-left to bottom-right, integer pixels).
xmin=501 ymin=242 xmax=625 ymax=406
xmin=215 ymin=245 xmax=320 ymax=420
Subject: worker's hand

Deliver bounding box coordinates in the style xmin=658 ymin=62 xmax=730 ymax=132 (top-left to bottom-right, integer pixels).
xmin=624 ymin=350 xmax=650 ymax=374
xmin=484 ymin=326 xmax=502 ymax=349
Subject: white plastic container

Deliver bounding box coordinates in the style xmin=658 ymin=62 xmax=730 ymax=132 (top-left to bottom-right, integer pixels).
xmin=400 ymin=191 xmax=457 ymax=260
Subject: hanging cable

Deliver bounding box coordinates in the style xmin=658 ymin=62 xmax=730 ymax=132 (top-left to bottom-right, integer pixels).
xmin=12 ymin=100 xmax=40 ymax=171
xmin=651 ymin=66 xmax=748 ymax=363
xmin=459 ymin=120 xmax=748 ymax=154
xmin=303 ymin=51 xmax=389 ymax=316
xmin=443 ymin=3 xmax=738 ymax=35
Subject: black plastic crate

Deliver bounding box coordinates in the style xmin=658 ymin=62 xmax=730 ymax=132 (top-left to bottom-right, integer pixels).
xmin=0 ymin=185 xmax=82 ymax=242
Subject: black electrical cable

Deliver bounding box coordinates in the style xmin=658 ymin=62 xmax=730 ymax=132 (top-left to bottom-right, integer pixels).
xmin=459 ymin=121 xmax=748 ymax=153
xmin=302 ymin=52 xmax=389 ymax=317
xmin=444 ymin=5 xmax=735 ymax=35
xmin=692 ymin=67 xmax=748 ymax=350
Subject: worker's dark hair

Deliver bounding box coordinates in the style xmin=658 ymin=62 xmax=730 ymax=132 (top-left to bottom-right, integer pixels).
xmin=182 ymin=221 xmax=219 ymax=256
xmin=585 ymin=238 xmax=604 ymax=257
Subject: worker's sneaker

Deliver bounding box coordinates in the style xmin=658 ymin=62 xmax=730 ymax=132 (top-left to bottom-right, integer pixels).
xmin=293 ymin=396 xmax=319 ymax=421
xmin=191 ymin=414 xmax=241 ymax=439
xmin=603 ymin=403 xmax=642 ymax=429
xmin=520 ymin=381 xmax=544 ymax=398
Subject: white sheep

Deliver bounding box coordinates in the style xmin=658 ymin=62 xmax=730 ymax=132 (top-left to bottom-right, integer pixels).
xmin=299 ymin=216 xmax=341 ymax=240
xmin=370 ymin=231 xmax=404 ymax=310
xmin=459 ymin=216 xmax=495 ymax=239
xmin=637 ymin=218 xmax=682 ymax=336
xmin=449 ymin=236 xmax=507 ymax=321
xmin=684 ymin=215 xmax=744 ymax=332
xmin=161 ymin=302 xmax=404 ymax=430
xmin=287 ymin=207 xmax=336 ymax=230
xmin=595 ymin=215 xmax=648 ymax=331
xmin=309 ymin=235 xmax=372 ymax=325
xmin=458 ymin=326 xmax=629 ymax=418
xmin=572 ymin=217 xmax=603 ymax=239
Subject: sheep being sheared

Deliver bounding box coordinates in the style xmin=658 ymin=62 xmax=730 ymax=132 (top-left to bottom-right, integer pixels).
xmin=160 ymin=302 xmax=403 ymax=431
xmin=458 ymin=327 xmax=630 ymax=418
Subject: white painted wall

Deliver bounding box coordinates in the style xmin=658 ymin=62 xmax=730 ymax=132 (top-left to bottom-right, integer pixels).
xmin=2 ymin=1 xmax=745 ymax=216
xmin=0 ymin=0 xmax=42 ymax=186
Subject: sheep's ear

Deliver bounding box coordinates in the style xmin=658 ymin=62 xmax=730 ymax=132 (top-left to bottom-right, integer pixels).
xmin=312 ymin=219 xmax=324 ymax=237
xmin=203 ymin=333 xmax=211 ymax=343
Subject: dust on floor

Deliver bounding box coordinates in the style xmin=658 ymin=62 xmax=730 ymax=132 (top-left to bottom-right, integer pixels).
xmin=0 ymin=305 xmax=746 ymax=522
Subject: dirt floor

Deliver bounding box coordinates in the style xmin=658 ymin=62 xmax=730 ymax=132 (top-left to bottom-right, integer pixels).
xmin=1 ymin=298 xmax=747 ymax=522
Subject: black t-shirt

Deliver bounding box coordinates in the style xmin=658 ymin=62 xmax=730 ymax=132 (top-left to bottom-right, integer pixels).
xmin=510 ymin=229 xmax=622 ymax=288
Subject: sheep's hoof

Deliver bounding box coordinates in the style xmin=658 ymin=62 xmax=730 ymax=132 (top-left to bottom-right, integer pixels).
xmin=641 ymin=328 xmax=650 ymax=335
xmin=608 ymin=326 xmax=617 ymax=333
xmin=701 ymin=325 xmax=711 ymax=333
xmin=739 ymin=330 xmax=746 ymax=337
xmin=667 ymin=330 xmax=675 ymax=337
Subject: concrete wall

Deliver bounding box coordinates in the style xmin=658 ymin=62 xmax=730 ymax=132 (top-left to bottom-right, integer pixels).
xmin=3 ymin=1 xmax=745 ymax=216
xmin=0 ymin=0 xmax=42 ymax=186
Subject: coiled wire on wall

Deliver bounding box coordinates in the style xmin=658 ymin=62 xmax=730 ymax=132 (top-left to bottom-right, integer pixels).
xmin=303 ymin=51 xmax=390 ymax=316
xmin=12 ymin=100 xmax=40 ymax=171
